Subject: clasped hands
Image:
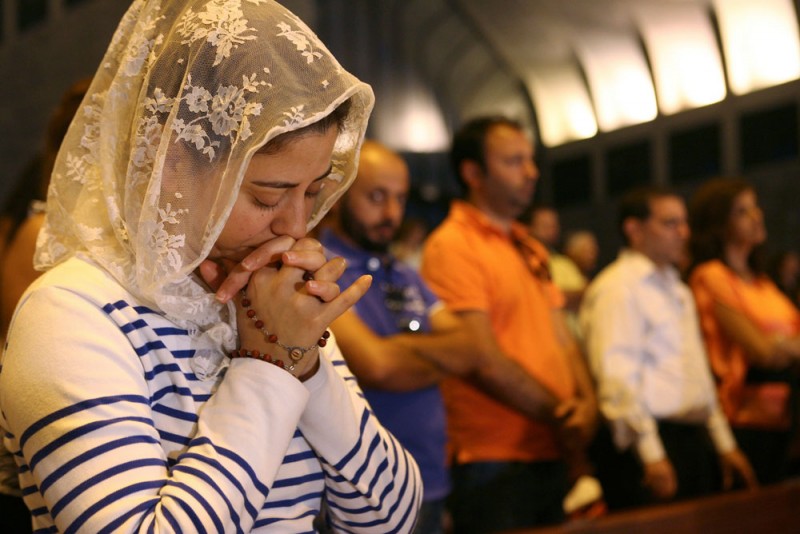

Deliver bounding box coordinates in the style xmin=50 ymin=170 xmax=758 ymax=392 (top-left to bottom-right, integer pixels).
xmin=554 ymin=396 xmax=598 ymax=451
xmin=199 ymin=236 xmax=372 ymax=379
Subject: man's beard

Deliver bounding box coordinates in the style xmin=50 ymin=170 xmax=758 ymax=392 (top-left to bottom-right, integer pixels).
xmin=340 ymin=205 xmax=395 ymax=254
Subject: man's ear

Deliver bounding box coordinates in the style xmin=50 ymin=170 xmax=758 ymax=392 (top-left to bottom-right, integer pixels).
xmin=460 ymin=160 xmax=483 ymax=191
xmin=622 ymin=217 xmax=641 ymax=247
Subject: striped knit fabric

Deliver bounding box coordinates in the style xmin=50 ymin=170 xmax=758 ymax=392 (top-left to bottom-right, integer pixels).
xmin=0 ymin=257 xmax=421 ymax=533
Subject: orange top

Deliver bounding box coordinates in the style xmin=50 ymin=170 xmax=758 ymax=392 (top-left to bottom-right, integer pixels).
xmin=421 ymin=201 xmax=575 ymax=463
xmin=689 ymin=260 xmax=800 ymax=424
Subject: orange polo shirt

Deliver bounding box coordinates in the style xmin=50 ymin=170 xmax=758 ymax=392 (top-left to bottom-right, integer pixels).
xmin=421 ymin=201 xmax=576 ymax=463
xmin=690 ymin=260 xmax=800 ymax=425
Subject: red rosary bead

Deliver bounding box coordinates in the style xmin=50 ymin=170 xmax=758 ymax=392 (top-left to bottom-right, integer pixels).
xmin=237 ymin=290 xmax=330 ymax=373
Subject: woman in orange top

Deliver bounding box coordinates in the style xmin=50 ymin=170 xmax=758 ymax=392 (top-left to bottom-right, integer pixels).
xmin=688 ymin=177 xmax=800 ymax=485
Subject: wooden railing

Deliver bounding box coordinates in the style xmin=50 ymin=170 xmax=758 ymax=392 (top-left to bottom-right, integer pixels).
xmin=502 ymin=480 xmax=800 ymax=534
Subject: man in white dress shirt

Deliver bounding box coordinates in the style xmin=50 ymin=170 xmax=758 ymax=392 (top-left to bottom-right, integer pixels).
xmin=579 ymin=185 xmax=757 ymax=509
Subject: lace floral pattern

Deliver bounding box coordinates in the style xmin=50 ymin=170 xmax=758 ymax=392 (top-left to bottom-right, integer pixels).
xmin=174 ymin=72 xmax=268 ymax=159
xmin=178 ymin=0 xmax=258 ymax=66
xmin=277 ymin=22 xmax=322 ymax=63
xmin=36 ymin=0 xmax=374 ymax=361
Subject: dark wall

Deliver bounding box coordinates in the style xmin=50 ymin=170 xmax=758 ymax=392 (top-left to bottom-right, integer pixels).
xmin=0 ymin=0 xmax=131 ymax=204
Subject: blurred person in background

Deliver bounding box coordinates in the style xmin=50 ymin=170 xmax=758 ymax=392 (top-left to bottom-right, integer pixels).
xmin=422 ymin=116 xmax=599 ymax=533
xmin=529 ymin=206 xmax=591 ymax=340
xmin=528 ymin=205 xmax=586 ymax=314
xmin=581 ymin=185 xmax=756 ymax=510
xmin=564 ymin=229 xmax=600 ymax=281
xmin=321 ymin=140 xmax=477 ymax=534
xmin=689 ymin=177 xmax=800 ymax=485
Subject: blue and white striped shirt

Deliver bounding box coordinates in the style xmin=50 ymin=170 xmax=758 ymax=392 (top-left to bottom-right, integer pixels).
xmin=0 ymin=257 xmax=421 ymax=532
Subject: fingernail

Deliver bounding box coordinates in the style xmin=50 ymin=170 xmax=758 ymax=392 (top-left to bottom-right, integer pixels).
xmin=216 ymin=291 xmax=230 ymax=303
xmin=307 ymin=281 xmax=319 ymax=291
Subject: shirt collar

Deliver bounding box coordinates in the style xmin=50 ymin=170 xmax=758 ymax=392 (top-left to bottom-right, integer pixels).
xmin=619 ymin=248 xmax=680 ymax=286
xmin=449 ymin=200 xmax=530 ymax=240
xmin=449 ymin=200 xmax=552 ymax=281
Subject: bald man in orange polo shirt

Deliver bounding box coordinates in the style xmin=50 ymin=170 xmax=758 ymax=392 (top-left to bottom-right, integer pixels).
xmin=421 ymin=117 xmax=598 ymax=533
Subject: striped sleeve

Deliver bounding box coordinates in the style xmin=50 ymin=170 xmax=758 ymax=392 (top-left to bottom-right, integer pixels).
xmin=0 ymin=286 xmax=312 ymax=533
xmin=298 ymin=339 xmax=423 ymax=533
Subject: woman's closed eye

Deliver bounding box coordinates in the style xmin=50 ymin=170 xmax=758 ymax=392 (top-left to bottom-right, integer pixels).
xmin=305 ymin=181 xmax=327 ymax=200
xmin=253 ymin=195 xmax=280 ymax=211
xmin=252 ymin=182 xmax=326 ymax=211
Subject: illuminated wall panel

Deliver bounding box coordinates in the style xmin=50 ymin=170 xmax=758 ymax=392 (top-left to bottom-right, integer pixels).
xmin=526 ymin=63 xmax=597 ymax=147
xmin=375 ymin=84 xmax=450 ymax=153
xmin=714 ymin=0 xmax=800 ymax=95
xmin=637 ymin=3 xmax=726 ymax=115
xmin=576 ymin=33 xmax=658 ymax=132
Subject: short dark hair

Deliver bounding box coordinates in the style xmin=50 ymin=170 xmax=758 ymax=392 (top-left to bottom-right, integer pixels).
xmin=259 ymin=98 xmax=352 ymax=155
xmin=617 ymin=185 xmax=678 ymax=246
xmin=450 ymin=116 xmax=523 ymax=198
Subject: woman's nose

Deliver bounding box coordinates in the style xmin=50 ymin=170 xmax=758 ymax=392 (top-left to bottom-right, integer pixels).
xmin=272 ymin=199 xmax=308 ymax=240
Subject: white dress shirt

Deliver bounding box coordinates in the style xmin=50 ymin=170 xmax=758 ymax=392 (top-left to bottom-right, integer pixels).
xmin=580 ymin=250 xmax=735 ymax=463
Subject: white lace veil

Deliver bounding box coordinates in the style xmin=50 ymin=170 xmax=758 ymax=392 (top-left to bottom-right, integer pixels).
xmin=34 ymin=0 xmax=374 ymax=355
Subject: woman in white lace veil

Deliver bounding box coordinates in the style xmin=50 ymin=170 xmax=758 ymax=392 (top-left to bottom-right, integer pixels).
xmin=0 ymin=1 xmax=421 ymax=532
xmin=38 ymin=0 xmax=371 ymax=350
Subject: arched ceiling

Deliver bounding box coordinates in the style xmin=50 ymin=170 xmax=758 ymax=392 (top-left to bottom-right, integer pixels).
xmin=379 ymin=0 xmax=799 ymax=147
xmin=401 ymin=0 xmax=717 ymax=131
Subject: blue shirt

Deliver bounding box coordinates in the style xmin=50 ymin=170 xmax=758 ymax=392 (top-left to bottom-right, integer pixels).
xmin=322 ymin=229 xmax=450 ymax=501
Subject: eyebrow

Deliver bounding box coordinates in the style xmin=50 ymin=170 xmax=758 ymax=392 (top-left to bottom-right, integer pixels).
xmin=251 ymin=163 xmax=333 ymax=189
